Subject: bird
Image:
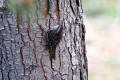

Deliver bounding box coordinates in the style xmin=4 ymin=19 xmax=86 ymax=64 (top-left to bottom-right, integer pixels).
xmin=45 ymin=25 xmax=63 ymax=62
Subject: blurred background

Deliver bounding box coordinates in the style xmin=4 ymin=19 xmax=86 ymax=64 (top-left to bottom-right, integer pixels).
xmin=83 ymin=0 xmax=120 ymax=80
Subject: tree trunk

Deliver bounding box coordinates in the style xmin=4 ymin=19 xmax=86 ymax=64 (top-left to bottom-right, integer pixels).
xmin=0 ymin=0 xmax=88 ymax=80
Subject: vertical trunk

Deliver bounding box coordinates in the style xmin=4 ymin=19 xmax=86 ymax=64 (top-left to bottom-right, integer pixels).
xmin=0 ymin=0 xmax=88 ymax=80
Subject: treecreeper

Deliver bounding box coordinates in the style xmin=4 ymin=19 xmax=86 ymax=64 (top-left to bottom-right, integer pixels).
xmin=45 ymin=21 xmax=63 ymax=66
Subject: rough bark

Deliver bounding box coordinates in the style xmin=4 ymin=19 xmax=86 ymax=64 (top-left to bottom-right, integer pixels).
xmin=0 ymin=0 xmax=88 ymax=80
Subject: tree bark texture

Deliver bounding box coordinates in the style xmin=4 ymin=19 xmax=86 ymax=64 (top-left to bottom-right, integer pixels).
xmin=0 ymin=0 xmax=88 ymax=80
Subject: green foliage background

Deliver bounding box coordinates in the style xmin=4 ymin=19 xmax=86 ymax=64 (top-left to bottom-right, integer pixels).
xmin=83 ymin=0 xmax=120 ymax=18
xmin=7 ymin=0 xmax=40 ymax=19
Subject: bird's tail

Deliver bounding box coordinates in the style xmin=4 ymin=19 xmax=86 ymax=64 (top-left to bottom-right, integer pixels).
xmin=49 ymin=50 xmax=56 ymax=61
